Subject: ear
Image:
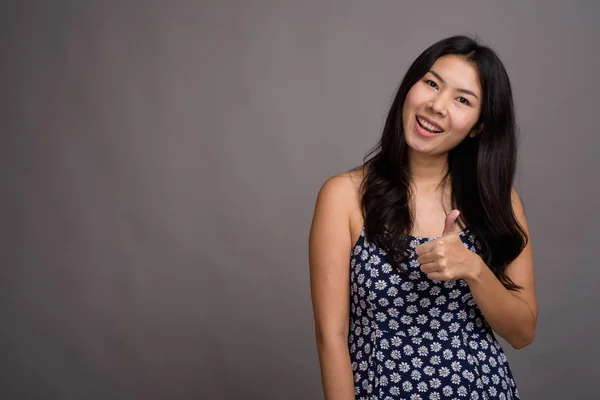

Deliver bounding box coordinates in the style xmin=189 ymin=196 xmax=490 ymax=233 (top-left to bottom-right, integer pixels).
xmin=469 ymin=123 xmax=483 ymax=138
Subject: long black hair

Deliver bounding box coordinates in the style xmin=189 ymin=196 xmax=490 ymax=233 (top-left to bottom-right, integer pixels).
xmin=354 ymin=35 xmax=527 ymax=291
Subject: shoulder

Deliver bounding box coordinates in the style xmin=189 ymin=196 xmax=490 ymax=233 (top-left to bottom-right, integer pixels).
xmin=510 ymin=186 xmax=530 ymax=231
xmin=314 ymin=166 xmax=365 ymax=212
xmin=510 ymin=187 xmax=526 ymax=216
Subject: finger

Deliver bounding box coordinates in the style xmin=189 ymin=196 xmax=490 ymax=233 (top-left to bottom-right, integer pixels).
xmin=442 ymin=209 xmax=461 ymax=236
xmin=419 ymin=261 xmax=439 ymax=274
xmin=417 ymin=252 xmax=437 ymax=266
xmin=415 ymin=241 xmax=435 ymax=256
xmin=426 ymin=271 xmax=449 ymax=281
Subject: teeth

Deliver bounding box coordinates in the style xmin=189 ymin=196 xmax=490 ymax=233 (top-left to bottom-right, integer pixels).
xmin=417 ymin=117 xmax=443 ymax=133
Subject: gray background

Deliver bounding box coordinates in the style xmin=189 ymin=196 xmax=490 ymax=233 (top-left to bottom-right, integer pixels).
xmin=1 ymin=1 xmax=598 ymax=399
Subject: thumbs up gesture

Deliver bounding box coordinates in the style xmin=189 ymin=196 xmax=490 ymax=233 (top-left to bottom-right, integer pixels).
xmin=415 ymin=210 xmax=482 ymax=282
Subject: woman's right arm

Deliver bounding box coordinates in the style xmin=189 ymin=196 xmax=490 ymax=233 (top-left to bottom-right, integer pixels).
xmin=309 ymin=175 xmax=356 ymax=400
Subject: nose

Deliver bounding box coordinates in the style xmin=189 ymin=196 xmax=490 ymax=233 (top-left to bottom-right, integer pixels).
xmin=428 ymin=93 xmax=448 ymax=116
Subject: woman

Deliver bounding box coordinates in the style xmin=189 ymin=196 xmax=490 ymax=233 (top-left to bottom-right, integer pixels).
xmin=308 ymin=35 xmax=537 ymax=400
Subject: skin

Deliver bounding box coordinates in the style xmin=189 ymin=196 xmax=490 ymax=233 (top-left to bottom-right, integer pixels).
xmin=309 ymin=54 xmax=537 ymax=400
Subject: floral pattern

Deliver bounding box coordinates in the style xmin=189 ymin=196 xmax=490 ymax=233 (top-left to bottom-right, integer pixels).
xmin=349 ymin=227 xmax=520 ymax=399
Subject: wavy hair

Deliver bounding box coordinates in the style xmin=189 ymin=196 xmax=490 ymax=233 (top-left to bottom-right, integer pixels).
xmin=353 ymin=35 xmax=527 ymax=291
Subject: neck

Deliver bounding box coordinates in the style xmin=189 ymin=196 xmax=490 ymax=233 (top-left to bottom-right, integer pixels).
xmin=407 ymin=150 xmax=449 ymax=190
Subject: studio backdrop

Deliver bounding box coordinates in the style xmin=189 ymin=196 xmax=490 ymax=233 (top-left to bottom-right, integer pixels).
xmin=1 ymin=1 xmax=598 ymax=399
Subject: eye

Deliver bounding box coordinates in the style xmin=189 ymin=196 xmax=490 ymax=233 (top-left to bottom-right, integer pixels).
xmin=424 ymin=79 xmax=438 ymax=89
xmin=457 ymin=97 xmax=470 ymax=106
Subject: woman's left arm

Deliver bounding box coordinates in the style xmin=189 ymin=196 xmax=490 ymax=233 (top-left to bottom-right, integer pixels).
xmin=463 ymin=187 xmax=538 ymax=349
xmin=416 ymin=187 xmax=538 ymax=349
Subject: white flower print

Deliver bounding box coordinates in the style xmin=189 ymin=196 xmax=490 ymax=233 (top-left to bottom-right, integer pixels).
xmin=430 ymin=342 xmax=442 ymax=352
xmin=407 ymin=292 xmax=419 ymax=302
xmin=430 ymin=320 xmax=441 ymax=330
xmin=430 ymin=378 xmax=442 ymax=389
xmin=411 ymin=370 xmax=422 ymax=381
xmin=412 ymin=357 xmax=424 ymax=368
xmin=370 ymin=254 xmax=381 ymax=265
xmin=360 ymin=250 xmax=369 ymax=260
xmin=462 ymin=370 xmax=475 ymax=382
xmin=450 ymin=374 xmax=461 ymax=385
xmin=451 ymin=336 xmax=461 ymax=348
xmin=441 ymin=312 xmax=453 ymax=322
xmin=382 ymin=263 xmax=393 ymax=273
xmin=409 ymin=270 xmax=420 ymax=280
xmin=375 ymin=280 xmax=387 ymax=290
xmin=403 ymin=381 xmax=414 ymax=391
xmin=430 ymin=286 xmax=442 ymax=296
xmin=408 ymin=327 xmax=421 ymax=336
xmin=451 ymin=361 xmax=462 ymax=372
xmin=420 ymin=298 xmax=432 ymax=308
xmin=442 ymin=385 xmax=453 ymax=396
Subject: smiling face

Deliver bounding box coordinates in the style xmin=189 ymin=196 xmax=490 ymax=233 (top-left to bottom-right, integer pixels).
xmin=402 ymin=54 xmax=483 ymax=157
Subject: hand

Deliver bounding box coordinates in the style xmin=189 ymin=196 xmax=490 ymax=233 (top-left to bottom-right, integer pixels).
xmin=415 ymin=209 xmax=482 ymax=282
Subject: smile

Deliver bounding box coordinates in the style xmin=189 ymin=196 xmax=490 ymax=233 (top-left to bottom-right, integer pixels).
xmin=416 ymin=116 xmax=444 ymax=133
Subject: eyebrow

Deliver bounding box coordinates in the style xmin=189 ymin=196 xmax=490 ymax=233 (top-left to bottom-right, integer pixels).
xmin=428 ymin=70 xmax=479 ymax=99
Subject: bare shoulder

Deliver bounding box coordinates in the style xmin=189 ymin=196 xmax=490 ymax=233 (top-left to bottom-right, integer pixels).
xmin=510 ymin=186 xmax=529 ymax=232
xmin=313 ymin=167 xmax=365 ymax=215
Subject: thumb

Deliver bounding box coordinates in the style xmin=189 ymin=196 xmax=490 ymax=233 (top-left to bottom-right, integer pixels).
xmin=442 ymin=209 xmax=461 ymax=236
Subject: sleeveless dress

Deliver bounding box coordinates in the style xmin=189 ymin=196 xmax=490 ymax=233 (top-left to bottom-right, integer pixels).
xmin=348 ymin=226 xmax=520 ymax=400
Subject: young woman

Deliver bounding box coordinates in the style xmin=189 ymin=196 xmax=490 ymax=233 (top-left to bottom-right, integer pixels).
xmin=309 ymin=36 xmax=537 ymax=400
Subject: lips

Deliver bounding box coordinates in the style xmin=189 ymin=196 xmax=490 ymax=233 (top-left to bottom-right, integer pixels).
xmin=416 ymin=115 xmax=444 ymax=133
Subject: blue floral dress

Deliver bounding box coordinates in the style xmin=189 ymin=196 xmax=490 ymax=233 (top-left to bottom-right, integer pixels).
xmin=348 ymin=226 xmax=520 ymax=400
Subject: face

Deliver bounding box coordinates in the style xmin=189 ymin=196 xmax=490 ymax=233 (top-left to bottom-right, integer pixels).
xmin=402 ymin=54 xmax=483 ymax=157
